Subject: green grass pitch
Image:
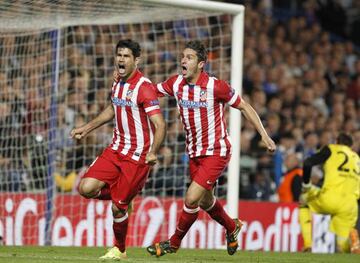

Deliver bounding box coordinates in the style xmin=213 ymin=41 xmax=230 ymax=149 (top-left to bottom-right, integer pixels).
xmin=0 ymin=246 xmax=358 ymax=263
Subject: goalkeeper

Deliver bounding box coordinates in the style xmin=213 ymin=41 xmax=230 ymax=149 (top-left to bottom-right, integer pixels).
xmin=299 ymin=133 xmax=360 ymax=253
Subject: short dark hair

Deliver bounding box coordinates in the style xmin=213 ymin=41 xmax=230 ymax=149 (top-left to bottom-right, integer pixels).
xmin=185 ymin=40 xmax=208 ymax=63
xmin=115 ymin=39 xmax=141 ymax=58
xmin=336 ymin=132 xmax=353 ymax=146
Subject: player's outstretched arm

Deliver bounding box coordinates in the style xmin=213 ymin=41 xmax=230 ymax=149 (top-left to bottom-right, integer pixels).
xmin=235 ymin=99 xmax=276 ymax=152
xmin=70 ymin=104 xmax=115 ymax=140
xmin=146 ymin=113 xmax=166 ymax=165
xmin=302 ymin=146 xmax=331 ymax=184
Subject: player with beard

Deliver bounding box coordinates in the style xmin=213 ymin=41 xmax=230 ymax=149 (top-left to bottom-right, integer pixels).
xmin=71 ymin=39 xmax=166 ymax=260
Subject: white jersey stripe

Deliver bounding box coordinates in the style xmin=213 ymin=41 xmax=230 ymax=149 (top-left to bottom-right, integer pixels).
xmin=131 ymin=77 xmax=146 ymax=161
xmin=157 ymin=83 xmax=170 ymax=96
xmin=120 ymin=83 xmax=131 ymax=156
xmin=182 ymin=85 xmax=193 ymax=156
xmin=228 ymin=91 xmax=239 ymax=106
xmin=147 ymin=117 xmax=154 ymax=151
xmin=206 ymin=78 xmax=215 ymax=155
xmin=143 ymin=77 xmax=151 ymax=83
xmin=194 ymin=85 xmax=203 ymax=156
xmin=111 ymin=83 xmax=121 ymax=150
xmin=173 ymin=75 xmax=183 ymax=100
xmin=145 ymin=105 xmax=160 ymax=113
xmin=219 ymin=103 xmax=227 ymax=156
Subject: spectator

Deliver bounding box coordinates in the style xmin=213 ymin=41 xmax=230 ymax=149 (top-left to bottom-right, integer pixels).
xmin=247 ymin=171 xmax=273 ymax=201
xmin=277 ymin=153 xmax=303 ymax=202
xmin=299 ymin=132 xmax=319 ymax=159
xmin=347 ymin=74 xmax=360 ymax=102
xmin=273 ymin=132 xmax=297 ymax=187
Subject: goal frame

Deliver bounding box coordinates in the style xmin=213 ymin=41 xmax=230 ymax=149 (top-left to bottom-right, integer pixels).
xmin=6 ymin=0 xmax=244 ymax=245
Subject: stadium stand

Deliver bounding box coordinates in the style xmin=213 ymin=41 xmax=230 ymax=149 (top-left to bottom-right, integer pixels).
xmin=0 ymin=0 xmax=358 ymax=202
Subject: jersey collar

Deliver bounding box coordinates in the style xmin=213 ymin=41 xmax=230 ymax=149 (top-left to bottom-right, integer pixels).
xmin=121 ymin=69 xmax=142 ymax=85
xmin=183 ymin=71 xmax=209 ymax=88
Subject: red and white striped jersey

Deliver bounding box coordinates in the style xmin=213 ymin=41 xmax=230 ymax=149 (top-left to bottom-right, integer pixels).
xmin=156 ymin=72 xmax=241 ymax=158
xmin=109 ymin=70 xmax=161 ymax=163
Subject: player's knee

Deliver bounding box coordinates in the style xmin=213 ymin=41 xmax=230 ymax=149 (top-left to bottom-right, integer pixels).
xmin=78 ymin=181 xmax=98 ymax=198
xmin=185 ymin=195 xmax=200 ymax=207
xmin=199 ymin=200 xmax=213 ymax=210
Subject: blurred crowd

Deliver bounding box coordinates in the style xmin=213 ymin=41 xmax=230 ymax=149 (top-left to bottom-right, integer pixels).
xmin=0 ymin=0 xmax=358 ymax=201
xmin=239 ymin=0 xmax=360 ymax=200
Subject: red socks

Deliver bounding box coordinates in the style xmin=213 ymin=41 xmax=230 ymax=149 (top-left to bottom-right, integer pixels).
xmin=170 ymin=204 xmax=200 ymax=247
xmin=204 ymin=199 xmax=236 ymax=233
xmin=169 ymin=200 xmax=236 ymax=248
xmin=113 ymin=214 xmax=128 ymax=252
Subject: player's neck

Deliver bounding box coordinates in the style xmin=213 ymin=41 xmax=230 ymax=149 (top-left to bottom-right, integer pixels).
xmin=186 ymin=71 xmax=201 ymax=85
xmin=121 ymin=69 xmax=137 ymax=83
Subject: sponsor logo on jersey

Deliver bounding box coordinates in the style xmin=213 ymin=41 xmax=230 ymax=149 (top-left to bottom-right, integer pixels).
xmin=112 ymin=97 xmax=134 ymax=107
xmin=178 ymin=99 xmax=208 ymax=108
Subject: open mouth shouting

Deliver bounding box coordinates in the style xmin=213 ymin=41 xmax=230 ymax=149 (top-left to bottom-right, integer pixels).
xmin=182 ymin=65 xmax=188 ymax=76
xmin=118 ymin=64 xmax=126 ymax=75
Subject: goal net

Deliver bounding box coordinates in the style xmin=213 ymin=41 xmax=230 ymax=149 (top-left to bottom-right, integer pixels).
xmin=0 ymin=0 xmax=242 ymax=247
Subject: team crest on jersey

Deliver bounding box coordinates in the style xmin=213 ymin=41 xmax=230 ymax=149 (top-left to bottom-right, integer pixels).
xmin=126 ymin=89 xmax=133 ymax=100
xmin=229 ymin=88 xmax=235 ymax=97
xmin=200 ymin=90 xmax=207 ymax=101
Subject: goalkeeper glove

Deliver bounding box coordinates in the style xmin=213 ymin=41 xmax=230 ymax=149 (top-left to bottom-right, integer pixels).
xmin=299 ymin=182 xmax=320 ymax=205
xmin=301 ymin=182 xmax=312 ymax=193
